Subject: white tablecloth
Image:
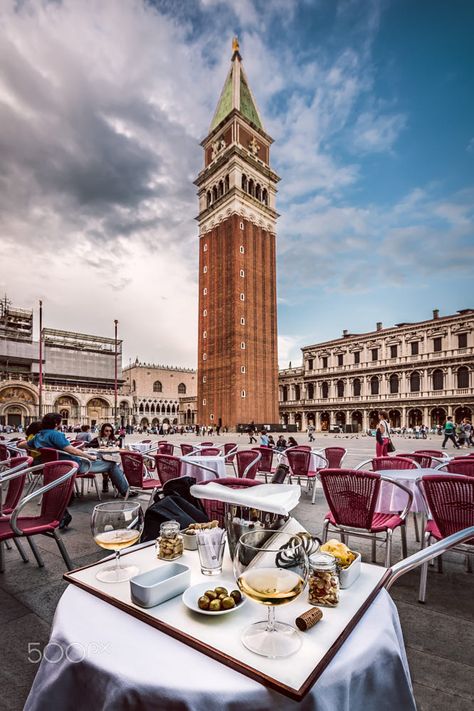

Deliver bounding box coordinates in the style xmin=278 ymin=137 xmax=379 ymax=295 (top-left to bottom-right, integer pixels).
xmin=376 ymin=468 xmax=445 ymax=513
xmin=24 ymin=584 xmax=415 ymax=711
xmin=180 ymin=455 xmax=227 ymax=482
xmin=129 ymin=443 xmax=153 ymax=453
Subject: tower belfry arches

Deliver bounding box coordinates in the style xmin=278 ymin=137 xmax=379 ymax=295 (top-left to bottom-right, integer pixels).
xmin=195 ymin=38 xmax=280 ymax=430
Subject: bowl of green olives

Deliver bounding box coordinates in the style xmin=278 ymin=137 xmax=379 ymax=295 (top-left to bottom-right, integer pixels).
xmin=182 ymin=581 xmax=245 ymax=616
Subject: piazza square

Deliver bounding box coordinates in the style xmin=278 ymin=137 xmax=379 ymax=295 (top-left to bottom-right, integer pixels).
xmin=0 ymin=2 xmax=473 ymax=711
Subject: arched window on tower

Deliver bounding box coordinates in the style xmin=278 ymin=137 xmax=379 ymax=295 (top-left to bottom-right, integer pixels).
xmin=255 ymin=184 xmax=261 ymax=201
xmin=457 ymin=366 xmax=469 ymax=388
xmin=212 ymin=185 xmax=218 ymax=202
xmin=218 ymin=180 xmax=223 ymax=197
xmin=262 ymin=188 xmax=268 ymax=205
xmin=153 ymin=380 xmax=162 ymax=393
xmin=248 ymin=178 xmax=254 ymax=196
xmin=224 ymin=175 xmax=229 ymax=193
xmin=241 ymin=174 xmax=247 ymax=191
xmin=206 ymin=191 xmax=211 ymax=207
xmin=178 ymin=383 xmax=186 ymax=394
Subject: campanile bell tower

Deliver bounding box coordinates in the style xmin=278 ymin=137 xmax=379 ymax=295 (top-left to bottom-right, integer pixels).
xmin=195 ymin=38 xmax=280 ymax=430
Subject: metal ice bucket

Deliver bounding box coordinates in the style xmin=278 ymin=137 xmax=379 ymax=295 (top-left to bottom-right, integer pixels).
xmin=223 ymin=502 xmax=290 ymax=561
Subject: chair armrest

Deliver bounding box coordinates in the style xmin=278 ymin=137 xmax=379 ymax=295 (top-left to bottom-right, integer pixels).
xmin=0 ymin=459 xmax=31 ymax=482
xmin=385 ymin=526 xmax=474 ymax=590
xmin=434 ymin=462 xmax=448 ymax=471
xmin=223 ymin=446 xmax=237 ymax=461
xmin=355 ymin=459 xmax=372 ymax=471
xmin=380 ymin=476 xmax=414 ymax=520
xmin=243 ymin=451 xmax=261 ymax=478
xmin=10 ymin=463 xmax=78 ymax=536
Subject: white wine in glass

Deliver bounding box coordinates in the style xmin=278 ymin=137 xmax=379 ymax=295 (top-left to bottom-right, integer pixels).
xmin=92 ymin=502 xmax=144 ymax=583
xmin=233 ymin=531 xmax=309 ymax=658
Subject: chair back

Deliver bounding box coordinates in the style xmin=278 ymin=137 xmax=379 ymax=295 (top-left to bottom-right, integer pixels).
xmin=417 ymin=449 xmax=447 ymax=458
xmin=200 ymin=447 xmax=221 ymax=457
xmin=70 ymin=440 xmax=85 ymax=449
xmin=322 ymin=447 xmax=346 ymax=468
xmin=200 ymin=441 xmax=213 ymax=447
xmin=235 ymin=450 xmax=261 ymax=479
xmin=444 ymin=458 xmax=474 ymax=478
xmin=320 ymin=469 xmax=381 ymax=530
xmin=38 ymin=448 xmax=60 ymax=463
xmin=420 ymin=474 xmax=474 ymax=541
xmin=198 ymin=477 xmax=260 ymax=526
xmin=294 ymin=445 xmax=311 ymax=451
xmin=142 ymin=439 xmax=152 ymax=444
xmin=154 ymin=454 xmax=182 ymax=486
xmin=223 ymin=442 xmax=237 ymax=462
xmin=252 ymin=446 xmax=273 ymax=472
xmin=158 ymin=443 xmax=174 ymax=456
xmin=180 ymin=443 xmax=195 ymax=456
xmin=40 ymin=461 xmax=77 ymax=524
xmin=286 ymin=448 xmax=311 ymax=478
xmin=398 ymin=452 xmax=433 ymax=469
xmin=2 ymin=456 xmax=33 ymax=514
xmin=372 ymin=456 xmax=417 ymax=471
xmin=0 ymin=444 xmax=9 ymax=461
xmin=119 ymin=451 xmax=145 ymax=488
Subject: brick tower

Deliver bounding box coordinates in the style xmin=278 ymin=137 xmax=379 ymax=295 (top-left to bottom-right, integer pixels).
xmin=195 ymin=38 xmax=280 ymax=430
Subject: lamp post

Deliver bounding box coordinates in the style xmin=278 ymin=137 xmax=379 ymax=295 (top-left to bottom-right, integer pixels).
xmin=114 ymin=319 xmax=118 ymax=427
xmin=38 ymin=300 xmax=43 ymax=419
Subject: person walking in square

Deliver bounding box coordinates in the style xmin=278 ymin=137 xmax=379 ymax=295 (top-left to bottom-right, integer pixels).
xmin=441 ymin=417 xmax=459 ymax=449
xmin=376 ymin=411 xmax=391 ymax=457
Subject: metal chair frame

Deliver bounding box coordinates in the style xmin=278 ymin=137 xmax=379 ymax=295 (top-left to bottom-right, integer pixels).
xmin=285 ymin=447 xmax=328 ymax=504
xmin=355 ymin=457 xmax=421 ymax=471
xmin=234 ymin=450 xmax=262 ymax=479
xmin=321 ymin=472 xmax=413 ymax=567
xmin=0 ymin=462 xmax=78 ymax=572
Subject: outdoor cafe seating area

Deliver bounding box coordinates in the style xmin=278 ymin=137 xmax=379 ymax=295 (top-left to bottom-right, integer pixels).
xmin=0 ymin=436 xmax=472 ymax=709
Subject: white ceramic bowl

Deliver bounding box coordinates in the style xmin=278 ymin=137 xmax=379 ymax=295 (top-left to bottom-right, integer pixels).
xmin=339 ymin=552 xmax=361 ymax=589
xmin=182 ymin=580 xmax=246 ymax=616
xmin=130 ymin=563 xmax=190 ymax=608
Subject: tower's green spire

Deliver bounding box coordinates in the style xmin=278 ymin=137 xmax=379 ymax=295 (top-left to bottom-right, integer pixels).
xmin=209 ymin=37 xmax=264 ymax=132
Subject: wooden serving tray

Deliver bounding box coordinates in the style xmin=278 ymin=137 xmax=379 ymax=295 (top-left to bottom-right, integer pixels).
xmin=64 ymin=522 xmax=390 ymax=701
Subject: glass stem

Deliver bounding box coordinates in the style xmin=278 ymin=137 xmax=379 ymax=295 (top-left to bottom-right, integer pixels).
xmin=115 ymin=550 xmax=121 ymax=571
xmin=266 ymin=605 xmax=276 ymax=632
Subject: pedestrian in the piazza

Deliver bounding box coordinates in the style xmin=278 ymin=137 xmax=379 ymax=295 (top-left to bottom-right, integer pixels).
xmin=441 ymin=416 xmax=460 ymax=449
xmin=376 ymin=410 xmax=391 ymax=457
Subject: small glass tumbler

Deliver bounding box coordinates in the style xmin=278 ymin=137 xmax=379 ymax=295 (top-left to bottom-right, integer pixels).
xmin=196 ymin=532 xmax=226 ymax=575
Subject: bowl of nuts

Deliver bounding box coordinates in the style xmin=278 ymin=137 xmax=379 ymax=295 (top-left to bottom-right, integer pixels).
xmin=182 ymin=581 xmax=246 ymax=616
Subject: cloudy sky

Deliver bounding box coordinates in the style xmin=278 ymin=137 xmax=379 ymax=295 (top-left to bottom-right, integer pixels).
xmin=1 ymin=0 xmax=473 ymax=368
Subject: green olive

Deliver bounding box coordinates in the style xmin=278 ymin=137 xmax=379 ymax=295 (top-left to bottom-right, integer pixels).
xmin=230 ymin=590 xmax=242 ymax=604
xmin=221 ymin=596 xmax=236 ymax=609
xmin=218 ymin=593 xmax=227 ymax=600
xmin=205 ymin=590 xmax=217 ymax=600
xmin=214 ymin=587 xmax=228 ymax=596
xmin=209 ymin=599 xmax=222 ymax=612
xmin=198 ymin=595 xmax=210 ymax=610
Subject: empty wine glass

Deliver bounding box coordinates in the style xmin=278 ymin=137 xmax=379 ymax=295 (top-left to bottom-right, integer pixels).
xmin=233 ymin=530 xmax=309 ymax=658
xmin=91 ymin=501 xmax=144 ymax=583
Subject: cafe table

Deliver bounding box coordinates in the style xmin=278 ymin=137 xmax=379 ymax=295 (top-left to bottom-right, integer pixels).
xmin=25 ymin=545 xmax=416 ymax=711
xmin=375 ymin=467 xmax=448 ymax=514
xmin=180 ymin=454 xmax=227 ymax=482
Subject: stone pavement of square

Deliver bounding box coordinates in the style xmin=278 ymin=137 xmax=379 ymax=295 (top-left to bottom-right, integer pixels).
xmin=0 ymin=432 xmax=472 ymax=710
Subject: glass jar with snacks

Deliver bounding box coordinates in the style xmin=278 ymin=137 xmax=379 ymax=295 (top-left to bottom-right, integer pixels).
xmin=156 ymin=521 xmax=183 ymax=560
xmin=308 ymin=552 xmax=340 ymax=607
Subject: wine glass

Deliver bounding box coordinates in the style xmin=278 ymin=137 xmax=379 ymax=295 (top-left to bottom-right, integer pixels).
xmin=91 ymin=502 xmax=144 ymax=583
xmin=233 ymin=530 xmax=309 ymax=658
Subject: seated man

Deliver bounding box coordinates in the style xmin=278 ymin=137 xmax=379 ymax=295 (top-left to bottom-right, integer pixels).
xmin=22 ymin=412 xmax=134 ymax=498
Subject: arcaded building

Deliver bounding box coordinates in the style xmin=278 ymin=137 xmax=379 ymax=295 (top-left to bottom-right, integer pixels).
xmin=123 ymin=361 xmax=196 ymax=428
xmin=279 ymin=309 xmax=473 ymax=432
xmin=195 ymin=38 xmax=279 ymax=430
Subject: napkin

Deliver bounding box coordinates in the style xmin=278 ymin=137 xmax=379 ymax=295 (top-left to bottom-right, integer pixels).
xmin=190 ymin=483 xmax=301 ymax=516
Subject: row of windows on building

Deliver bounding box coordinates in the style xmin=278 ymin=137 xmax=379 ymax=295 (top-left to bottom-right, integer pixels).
xmin=138 ymin=402 xmax=179 ymax=414
xmin=306 ymin=333 xmax=469 ymax=370
xmin=205 ymin=174 xmax=269 ymax=208
xmin=131 ymin=380 xmax=187 ymax=394
xmin=281 ymin=367 xmax=470 ymax=401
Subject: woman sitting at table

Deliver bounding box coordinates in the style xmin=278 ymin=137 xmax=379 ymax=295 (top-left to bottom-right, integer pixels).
xmin=86 ymin=423 xmax=118 ymax=493
xmin=287 ymin=436 xmax=298 ymax=449
xmin=275 ymin=435 xmax=287 ymax=451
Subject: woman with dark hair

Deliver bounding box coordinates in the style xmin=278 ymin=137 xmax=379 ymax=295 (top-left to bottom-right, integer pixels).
xmin=287 ymin=436 xmax=298 ymax=449
xmin=376 ymin=411 xmax=391 ymax=457
xmin=86 ymin=423 xmax=117 ymax=493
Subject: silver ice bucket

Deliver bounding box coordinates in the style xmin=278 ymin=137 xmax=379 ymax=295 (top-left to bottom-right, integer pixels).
xmin=223 ymin=502 xmax=290 ymax=560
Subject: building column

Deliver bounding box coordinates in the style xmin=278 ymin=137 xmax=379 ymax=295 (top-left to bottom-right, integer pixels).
xmin=422 ymin=406 xmax=429 ymax=426
xmin=401 ymin=406 xmax=407 ymax=428
xmin=362 ymin=410 xmax=369 ymax=431
xmin=301 ymin=411 xmax=307 ymax=431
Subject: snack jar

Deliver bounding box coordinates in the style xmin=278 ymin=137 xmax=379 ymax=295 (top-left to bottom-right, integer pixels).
xmin=156 ymin=520 xmax=184 ymax=561
xmin=308 ymin=552 xmax=340 ymax=607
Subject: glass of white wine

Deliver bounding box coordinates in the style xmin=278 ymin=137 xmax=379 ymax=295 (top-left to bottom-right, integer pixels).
xmin=233 ymin=530 xmax=309 ymax=658
xmin=91 ymin=502 xmax=144 ymax=583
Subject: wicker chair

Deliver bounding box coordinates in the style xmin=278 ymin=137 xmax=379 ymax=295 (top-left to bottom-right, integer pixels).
xmin=234 ymin=450 xmax=261 ymax=479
